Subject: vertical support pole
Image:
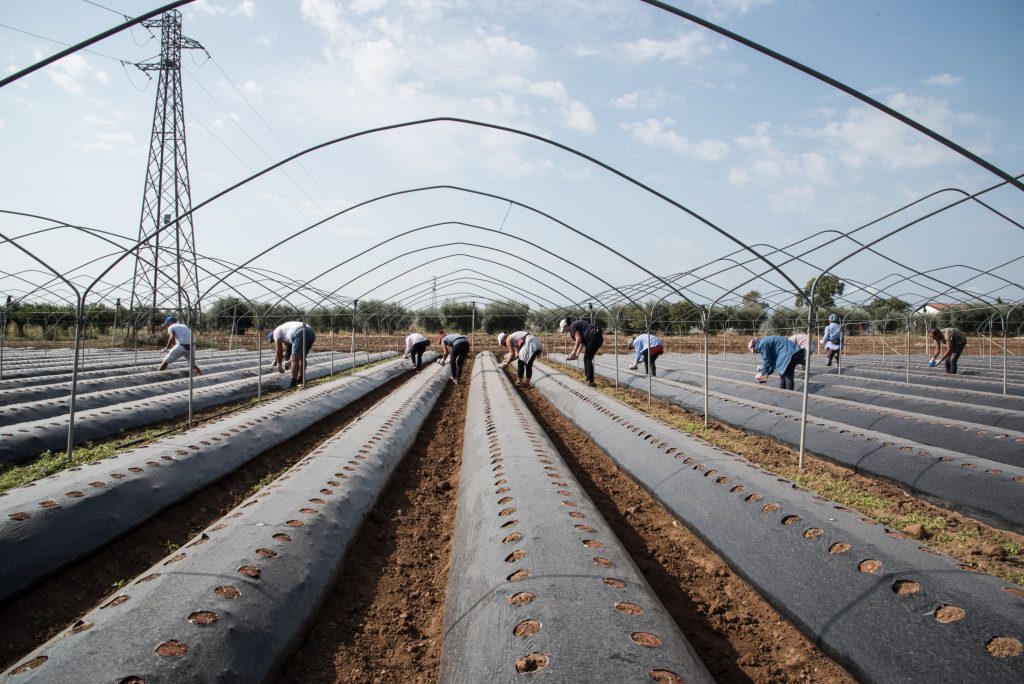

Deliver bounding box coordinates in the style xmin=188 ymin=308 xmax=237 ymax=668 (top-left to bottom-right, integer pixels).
xmin=110 ymin=299 xmax=120 ymax=348
xmin=350 ymin=300 xmax=358 ymax=375
xmin=66 ymin=297 xmax=86 ymax=459
xmin=0 ymin=299 xmax=7 ymax=381
xmin=256 ymin=319 xmax=263 ymax=401
xmin=702 ymin=327 xmax=709 ymax=429
xmin=187 ymin=321 xmax=195 ymax=427
xmin=905 ymin=322 xmax=911 ymax=384
xmin=330 ymin=315 xmax=335 ymax=377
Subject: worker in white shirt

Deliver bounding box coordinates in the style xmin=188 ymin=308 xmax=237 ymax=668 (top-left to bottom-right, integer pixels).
xmin=157 ymin=315 xmax=202 ymax=375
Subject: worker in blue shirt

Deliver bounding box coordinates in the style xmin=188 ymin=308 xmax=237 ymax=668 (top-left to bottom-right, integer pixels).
xmin=749 ymin=335 xmax=805 ymax=390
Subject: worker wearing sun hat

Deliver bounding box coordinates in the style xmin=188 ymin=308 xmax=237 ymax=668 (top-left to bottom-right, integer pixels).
xmin=157 ymin=315 xmax=202 ymax=375
xmin=560 ymin=317 xmax=604 ymax=387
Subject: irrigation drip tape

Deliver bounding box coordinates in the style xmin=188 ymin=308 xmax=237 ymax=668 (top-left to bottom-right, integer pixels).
xmin=0 ymin=353 xmax=435 ymax=607
xmin=3 ymin=360 xmax=449 ymax=683
xmin=439 ymin=352 xmax=713 ymax=684
xmin=0 ymin=352 xmax=398 ymax=464
xmin=530 ymin=362 xmax=1024 ymax=684
xmin=553 ymin=355 xmax=1024 ymax=535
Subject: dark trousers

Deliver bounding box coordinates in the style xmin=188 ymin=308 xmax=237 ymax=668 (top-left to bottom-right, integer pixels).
xmin=639 ymin=348 xmax=663 ymax=376
xmin=946 ymin=341 xmax=965 ymax=374
xmin=825 ymin=347 xmax=839 ymax=366
xmin=518 ymin=350 xmax=541 ymax=380
xmin=583 ymin=329 xmax=604 ymax=383
xmin=450 ymin=340 xmax=469 ymax=380
xmin=780 ymin=349 xmax=806 ymax=390
xmin=410 ymin=340 xmax=428 ymax=369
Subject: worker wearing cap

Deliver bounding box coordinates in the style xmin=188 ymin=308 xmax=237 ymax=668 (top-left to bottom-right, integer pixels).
xmin=628 ymin=333 xmax=664 ymax=376
xmin=749 ymin=335 xmax=804 ymax=390
xmin=271 ymin=320 xmax=316 ymax=386
xmin=157 ymin=315 xmax=202 ymax=375
xmin=404 ymin=331 xmax=430 ymax=370
xmin=820 ymin=313 xmax=842 ymax=367
xmin=560 ymin=318 xmax=603 ymax=387
xmin=498 ymin=330 xmax=542 ymax=387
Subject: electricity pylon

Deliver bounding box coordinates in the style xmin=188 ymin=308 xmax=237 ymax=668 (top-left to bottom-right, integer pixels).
xmin=129 ymin=9 xmax=203 ymax=328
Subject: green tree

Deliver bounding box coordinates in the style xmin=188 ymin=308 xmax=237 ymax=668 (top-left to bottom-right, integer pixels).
xmin=796 ymin=275 xmax=845 ymax=308
xmin=741 ymin=290 xmax=767 ymax=310
xmin=482 ymin=300 xmax=529 ymax=334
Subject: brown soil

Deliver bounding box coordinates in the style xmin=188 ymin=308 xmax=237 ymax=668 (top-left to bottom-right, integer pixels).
xmin=509 ymin=366 xmax=855 ymax=683
xmin=5 ymin=347 xmax=1019 ymax=681
xmin=0 ymin=371 xmax=414 ymax=671
xmin=590 ymin=375 xmax=1024 ymax=587
xmin=278 ymin=353 xmax=855 ymax=683
xmin=279 ymin=360 xmax=469 ymax=684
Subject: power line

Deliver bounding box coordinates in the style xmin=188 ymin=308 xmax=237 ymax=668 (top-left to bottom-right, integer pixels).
xmin=0 ymin=22 xmax=140 ymax=66
xmin=80 ymin=0 xmax=131 ymax=20
xmin=204 ymin=54 xmax=377 ymax=251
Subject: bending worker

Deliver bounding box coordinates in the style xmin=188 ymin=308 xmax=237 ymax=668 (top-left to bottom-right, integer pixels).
xmin=929 ymin=325 xmax=967 ymax=375
xmin=439 ymin=332 xmax=470 ymax=384
xmin=157 ymin=315 xmax=202 ymax=375
xmin=749 ymin=335 xmax=805 ymax=391
xmin=404 ymin=331 xmax=430 ymax=370
xmin=560 ymin=317 xmax=604 ymax=387
xmin=271 ymin=320 xmax=316 ymax=386
xmin=628 ymin=333 xmax=664 ymax=376
xmin=498 ymin=330 xmax=543 ymax=387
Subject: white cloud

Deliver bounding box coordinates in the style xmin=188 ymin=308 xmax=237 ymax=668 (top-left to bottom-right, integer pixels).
xmin=352 ymin=0 xmax=388 ymax=14
xmin=620 ymin=31 xmax=726 ymax=64
xmin=254 ymin=34 xmax=275 ymax=46
xmin=922 ymin=73 xmax=962 ymax=87
xmin=560 ymin=100 xmax=596 ymax=134
xmin=769 ymin=184 xmax=814 ymax=214
xmin=695 ymin=0 xmax=776 ymax=18
xmin=96 ymin=132 xmax=135 ymax=144
xmin=810 ymin=93 xmax=973 ymax=169
xmin=83 ymin=114 xmax=117 ymax=126
xmin=610 ymin=90 xmax=661 ymax=111
xmin=0 ymin=118 xmax=6 ymax=130
xmin=194 ymin=0 xmax=258 ymax=17
xmin=242 ymin=80 xmax=263 ymax=94
xmin=620 ymin=118 xmax=729 ymax=161
xmin=728 ymin=122 xmax=834 ymax=190
xmin=299 ymin=0 xmax=347 ymax=39
xmin=45 ymin=55 xmax=109 ymax=95
xmin=611 ymin=92 xmax=640 ymax=110
xmin=233 ymin=0 xmax=257 ymax=18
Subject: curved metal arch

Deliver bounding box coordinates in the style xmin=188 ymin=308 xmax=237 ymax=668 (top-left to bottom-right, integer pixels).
xmin=353 ymin=255 xmax=578 ymax=312
xmin=638 ymin=0 xmax=1023 ymax=193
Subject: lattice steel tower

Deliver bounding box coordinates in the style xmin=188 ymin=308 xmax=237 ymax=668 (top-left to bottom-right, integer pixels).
xmin=129 ymin=10 xmax=203 ymax=326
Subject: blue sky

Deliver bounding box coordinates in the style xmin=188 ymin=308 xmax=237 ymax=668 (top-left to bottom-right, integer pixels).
xmin=2 ymin=0 xmax=1022 ymax=314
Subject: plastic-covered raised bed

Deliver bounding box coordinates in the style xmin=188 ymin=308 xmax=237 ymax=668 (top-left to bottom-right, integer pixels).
xmin=439 ymin=353 xmax=713 ymax=683
xmin=3 ymin=360 xmax=449 ymax=682
xmin=531 ymin=361 xmax=1024 ymax=684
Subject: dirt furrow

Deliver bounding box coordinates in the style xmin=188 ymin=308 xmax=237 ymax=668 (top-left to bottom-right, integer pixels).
xmin=510 ymin=369 xmax=855 ymax=683
xmin=279 ymin=360 xmax=467 ymax=684
xmin=0 ymin=371 xmax=415 ymax=671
